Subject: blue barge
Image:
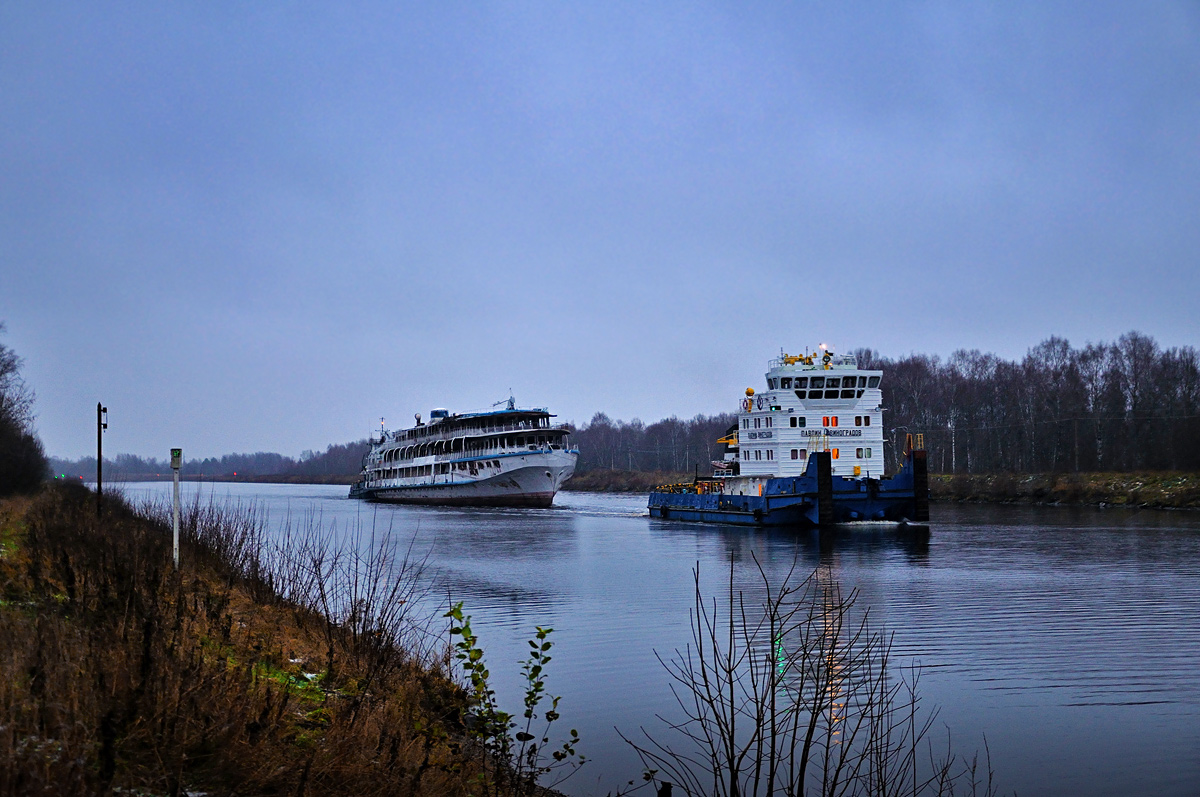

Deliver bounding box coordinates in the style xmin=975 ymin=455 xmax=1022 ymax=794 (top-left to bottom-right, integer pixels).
xmin=648 ymin=449 xmax=928 ymax=526
xmin=647 ymin=347 xmax=929 ymax=527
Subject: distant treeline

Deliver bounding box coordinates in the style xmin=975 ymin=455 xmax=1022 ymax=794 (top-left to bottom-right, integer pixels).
xmin=868 ymin=331 xmax=1200 ymax=474
xmin=566 ymin=413 xmax=737 ymax=476
xmin=49 ymin=440 xmax=372 ymax=481
xmin=48 ymin=331 xmax=1200 ymax=481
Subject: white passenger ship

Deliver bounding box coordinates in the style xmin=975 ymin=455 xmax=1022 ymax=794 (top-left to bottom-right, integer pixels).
xmin=349 ymin=398 xmax=578 ymax=507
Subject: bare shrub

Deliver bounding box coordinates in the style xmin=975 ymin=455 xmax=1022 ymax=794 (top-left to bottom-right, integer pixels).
xmin=622 ymin=557 xmax=999 ymax=797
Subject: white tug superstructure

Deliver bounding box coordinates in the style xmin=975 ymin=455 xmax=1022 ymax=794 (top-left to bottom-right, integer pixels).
xmin=349 ymin=398 xmax=578 ymax=507
xmin=730 ymin=346 xmax=885 ymax=483
xmin=649 ymin=345 xmax=927 ymax=527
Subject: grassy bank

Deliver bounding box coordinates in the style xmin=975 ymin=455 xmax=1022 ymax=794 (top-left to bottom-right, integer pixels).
xmin=930 ymin=471 xmax=1200 ymax=509
xmin=0 ymin=483 xmax=550 ymax=796
xmin=560 ymin=468 xmax=690 ymax=493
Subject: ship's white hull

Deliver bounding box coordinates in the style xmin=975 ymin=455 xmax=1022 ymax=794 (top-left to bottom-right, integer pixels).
xmin=356 ymin=451 xmax=576 ymax=507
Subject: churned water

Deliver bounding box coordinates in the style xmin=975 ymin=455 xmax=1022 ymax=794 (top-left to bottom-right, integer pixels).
xmin=119 ymin=482 xmax=1200 ymax=796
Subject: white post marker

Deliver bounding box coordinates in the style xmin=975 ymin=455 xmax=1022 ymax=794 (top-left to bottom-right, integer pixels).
xmin=171 ymin=448 xmax=182 ymax=569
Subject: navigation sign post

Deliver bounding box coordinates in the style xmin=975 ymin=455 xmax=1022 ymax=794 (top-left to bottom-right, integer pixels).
xmin=171 ymin=448 xmax=182 ymax=569
xmin=96 ymin=404 xmax=108 ymax=517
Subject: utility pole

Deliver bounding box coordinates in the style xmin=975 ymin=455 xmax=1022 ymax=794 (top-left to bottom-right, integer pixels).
xmin=96 ymin=403 xmax=108 ymax=517
xmin=171 ymin=448 xmax=182 ymax=569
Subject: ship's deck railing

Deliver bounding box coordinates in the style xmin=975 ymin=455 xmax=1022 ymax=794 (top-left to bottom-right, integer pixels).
xmin=651 ymin=480 xmax=725 ymax=495
xmin=369 ymin=442 xmax=574 ymax=470
xmin=768 ymin=354 xmax=858 ymax=370
xmin=379 ymin=423 xmax=572 ymax=452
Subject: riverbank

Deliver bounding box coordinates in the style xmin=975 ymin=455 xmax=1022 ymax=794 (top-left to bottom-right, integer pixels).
xmin=560 ymin=468 xmax=690 ymax=493
xmin=930 ymin=471 xmax=1200 ymax=509
xmin=0 ymin=483 xmax=543 ymax=795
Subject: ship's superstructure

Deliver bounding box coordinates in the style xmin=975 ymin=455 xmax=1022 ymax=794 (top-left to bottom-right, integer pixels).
xmin=650 ymin=347 xmax=928 ymax=526
xmin=349 ymin=398 xmax=578 ymax=507
xmin=732 ymin=347 xmax=885 ymax=480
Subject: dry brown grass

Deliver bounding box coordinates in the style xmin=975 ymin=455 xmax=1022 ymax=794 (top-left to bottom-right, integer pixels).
xmin=0 ymin=482 xmax=492 ymax=796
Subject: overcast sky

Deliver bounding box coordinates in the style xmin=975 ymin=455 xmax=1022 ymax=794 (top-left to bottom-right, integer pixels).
xmin=3 ymin=2 xmax=1198 ymax=460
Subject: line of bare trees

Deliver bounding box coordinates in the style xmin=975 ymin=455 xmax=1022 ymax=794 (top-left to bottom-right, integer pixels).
xmin=860 ymin=331 xmax=1200 ymax=474
xmin=567 ymin=413 xmax=737 ymax=476
xmin=0 ymin=323 xmax=47 ymax=496
xmin=570 ymin=331 xmax=1199 ymax=478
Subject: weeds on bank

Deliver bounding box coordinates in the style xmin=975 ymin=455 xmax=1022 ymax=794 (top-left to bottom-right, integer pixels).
xmin=446 ymin=603 xmax=584 ymax=796
xmin=0 ymin=483 xmax=572 ymax=796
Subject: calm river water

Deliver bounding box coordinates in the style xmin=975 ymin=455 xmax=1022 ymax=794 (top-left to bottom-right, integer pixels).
xmin=118 ymin=482 xmax=1200 ymax=796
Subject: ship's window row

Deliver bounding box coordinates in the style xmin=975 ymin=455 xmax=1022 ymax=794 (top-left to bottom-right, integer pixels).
xmin=376 ymin=458 xmax=511 ymax=481
xmin=382 ymin=433 xmax=569 ymax=462
xmin=796 ymin=389 xmax=863 ymax=400
xmin=855 ymin=448 xmax=873 ymax=458
xmin=739 ymin=415 xmax=874 ymax=430
xmin=769 ymin=375 xmax=881 ymax=390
